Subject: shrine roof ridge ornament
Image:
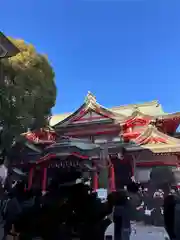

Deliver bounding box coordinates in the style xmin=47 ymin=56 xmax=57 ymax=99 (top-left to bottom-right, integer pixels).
xmin=84 ymin=91 xmax=114 ymax=115
xmin=84 ymin=91 xmax=97 ymax=104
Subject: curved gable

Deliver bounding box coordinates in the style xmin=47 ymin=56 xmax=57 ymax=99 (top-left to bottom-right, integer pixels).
xmin=51 ymin=92 xmax=126 ymax=128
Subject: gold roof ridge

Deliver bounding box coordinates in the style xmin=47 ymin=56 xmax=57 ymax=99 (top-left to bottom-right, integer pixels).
xmin=84 ymin=91 xmax=159 ymax=110
xmin=111 ymin=100 xmax=159 ymax=110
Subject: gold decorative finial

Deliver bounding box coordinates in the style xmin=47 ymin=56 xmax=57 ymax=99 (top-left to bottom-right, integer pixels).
xmin=85 ymin=91 xmax=96 ymax=104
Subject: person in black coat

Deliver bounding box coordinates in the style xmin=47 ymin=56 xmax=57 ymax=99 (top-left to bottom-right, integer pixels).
xmin=127 ymin=182 xmax=141 ymax=221
xmin=163 ymin=193 xmax=176 ymax=240
xmin=113 ymin=190 xmax=131 ymax=240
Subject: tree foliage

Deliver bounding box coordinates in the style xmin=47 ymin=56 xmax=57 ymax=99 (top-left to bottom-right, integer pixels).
xmin=0 ymin=37 xmax=56 ymax=151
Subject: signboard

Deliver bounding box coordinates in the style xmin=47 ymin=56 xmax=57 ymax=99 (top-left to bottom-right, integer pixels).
xmin=136 ymin=167 xmax=151 ymax=183
xmin=48 ymin=161 xmax=80 ymax=168
xmin=96 ymin=188 xmax=107 ymax=200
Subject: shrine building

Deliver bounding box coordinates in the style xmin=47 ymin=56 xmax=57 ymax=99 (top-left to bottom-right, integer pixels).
xmin=48 ymin=92 xmax=180 ymax=189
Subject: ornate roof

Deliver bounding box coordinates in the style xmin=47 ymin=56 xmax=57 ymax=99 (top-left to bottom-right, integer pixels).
xmin=44 ymin=137 xmax=101 ymax=157
xmin=20 ymin=128 xmax=57 ymax=145
xmin=116 ymin=110 xmax=153 ymax=126
xmin=111 ymin=100 xmax=164 ymax=116
xmin=134 ymin=125 xmax=180 ymax=144
xmin=49 ymin=92 xmax=180 ymax=132
xmin=50 ymin=91 xmax=125 ymax=127
xmin=124 ymin=125 xmax=180 ymax=153
xmin=50 ymin=92 xmax=160 ymax=127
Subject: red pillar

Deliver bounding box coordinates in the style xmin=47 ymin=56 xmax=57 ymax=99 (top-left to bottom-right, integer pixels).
xmin=93 ymin=172 xmax=98 ymax=191
xmin=110 ymin=164 xmax=116 ymax=192
xmin=28 ymin=167 xmax=34 ymax=190
xmin=42 ymin=167 xmax=47 ymax=192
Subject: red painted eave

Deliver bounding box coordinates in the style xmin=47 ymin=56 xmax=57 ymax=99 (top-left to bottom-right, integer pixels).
xmin=157 ymin=118 xmax=180 ymax=133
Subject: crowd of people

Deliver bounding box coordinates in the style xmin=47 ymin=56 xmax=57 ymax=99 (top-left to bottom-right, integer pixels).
xmin=0 ymin=168 xmax=114 ymax=240
xmin=128 ymin=186 xmax=165 ymax=226
xmin=120 ymin=184 xmax=180 ymax=240
xmin=0 ymin=167 xmax=179 ymax=240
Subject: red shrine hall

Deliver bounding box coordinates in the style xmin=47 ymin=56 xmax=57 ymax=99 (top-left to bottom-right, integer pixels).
xmin=14 ymin=92 xmax=180 ymax=191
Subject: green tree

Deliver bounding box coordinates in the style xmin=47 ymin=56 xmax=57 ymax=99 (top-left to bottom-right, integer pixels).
xmin=0 ymin=37 xmax=56 ymax=152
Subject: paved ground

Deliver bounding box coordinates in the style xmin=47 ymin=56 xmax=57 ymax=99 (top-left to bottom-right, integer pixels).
xmin=105 ymin=222 xmax=170 ymax=240
xmin=0 ymin=222 xmax=170 ymax=240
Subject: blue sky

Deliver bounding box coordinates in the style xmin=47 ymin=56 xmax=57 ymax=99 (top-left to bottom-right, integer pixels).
xmin=1 ymin=0 xmax=180 ymax=114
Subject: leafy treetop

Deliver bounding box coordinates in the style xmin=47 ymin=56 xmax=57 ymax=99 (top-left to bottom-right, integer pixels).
xmin=0 ymin=37 xmax=57 ymax=151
